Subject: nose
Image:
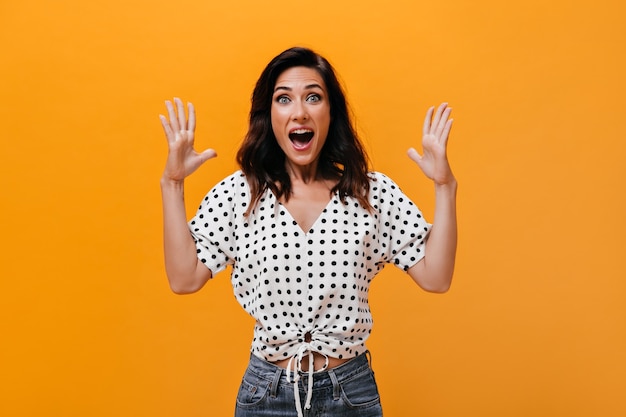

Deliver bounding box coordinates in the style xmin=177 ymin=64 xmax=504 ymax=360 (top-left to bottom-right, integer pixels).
xmin=292 ymin=100 xmax=308 ymax=121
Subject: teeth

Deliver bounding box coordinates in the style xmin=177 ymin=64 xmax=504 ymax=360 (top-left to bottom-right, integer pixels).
xmin=292 ymin=129 xmax=313 ymax=134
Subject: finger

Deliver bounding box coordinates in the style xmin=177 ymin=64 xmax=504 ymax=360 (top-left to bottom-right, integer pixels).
xmin=174 ymin=97 xmax=186 ymax=131
xmin=423 ymin=106 xmax=434 ymax=137
xmin=165 ymin=100 xmax=180 ymax=132
xmin=188 ymin=102 xmax=196 ymax=132
xmin=177 ymin=129 xmax=192 ymax=145
xmin=431 ymin=103 xmax=448 ymax=133
xmin=440 ymin=119 xmax=454 ymax=146
xmin=436 ymin=107 xmax=452 ymax=138
xmin=159 ymin=114 xmax=175 ymax=142
xmin=407 ymin=147 xmax=422 ymax=164
xmin=186 ymin=129 xmax=195 ymax=147
xmin=199 ymin=148 xmax=218 ymax=162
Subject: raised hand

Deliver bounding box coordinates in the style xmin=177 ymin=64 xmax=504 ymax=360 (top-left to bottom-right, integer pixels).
xmin=159 ymin=97 xmax=217 ymax=183
xmin=407 ymin=103 xmax=455 ymax=185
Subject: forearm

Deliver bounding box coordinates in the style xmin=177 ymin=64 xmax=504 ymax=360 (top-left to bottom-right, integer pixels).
xmin=409 ymin=180 xmax=458 ymax=292
xmin=160 ymin=178 xmax=211 ymax=294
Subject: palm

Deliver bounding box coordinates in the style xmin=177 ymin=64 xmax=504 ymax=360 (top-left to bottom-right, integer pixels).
xmin=159 ymin=98 xmax=216 ymax=182
xmin=408 ymin=103 xmax=454 ymax=185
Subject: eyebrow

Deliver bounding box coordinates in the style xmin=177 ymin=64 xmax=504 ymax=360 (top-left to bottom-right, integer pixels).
xmin=273 ymin=83 xmax=324 ymax=93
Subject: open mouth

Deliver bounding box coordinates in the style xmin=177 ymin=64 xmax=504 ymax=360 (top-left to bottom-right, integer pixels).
xmin=288 ymin=129 xmax=314 ymax=148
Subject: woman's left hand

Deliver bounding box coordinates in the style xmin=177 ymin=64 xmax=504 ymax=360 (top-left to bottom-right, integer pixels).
xmin=407 ymin=103 xmax=455 ymax=185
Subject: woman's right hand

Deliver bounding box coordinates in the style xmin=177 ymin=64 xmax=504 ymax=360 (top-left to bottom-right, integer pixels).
xmin=159 ymin=97 xmax=217 ymax=183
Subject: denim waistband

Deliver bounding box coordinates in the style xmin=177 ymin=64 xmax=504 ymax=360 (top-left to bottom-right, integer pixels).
xmin=246 ymin=351 xmax=371 ymax=388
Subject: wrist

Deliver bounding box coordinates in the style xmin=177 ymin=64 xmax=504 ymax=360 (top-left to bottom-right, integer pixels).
xmin=160 ymin=176 xmax=185 ymax=190
xmin=434 ymin=178 xmax=457 ymax=195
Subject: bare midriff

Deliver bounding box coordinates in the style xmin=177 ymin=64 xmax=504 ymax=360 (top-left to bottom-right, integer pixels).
xmin=271 ymin=331 xmax=351 ymax=371
xmin=272 ymin=352 xmax=350 ymax=371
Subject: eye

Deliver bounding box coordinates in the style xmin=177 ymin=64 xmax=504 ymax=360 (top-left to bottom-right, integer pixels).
xmin=306 ymin=94 xmax=321 ymax=103
xmin=276 ymin=95 xmax=291 ymax=104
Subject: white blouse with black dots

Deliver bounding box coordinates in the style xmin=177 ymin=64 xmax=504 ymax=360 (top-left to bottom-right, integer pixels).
xmin=189 ymin=170 xmax=431 ymax=363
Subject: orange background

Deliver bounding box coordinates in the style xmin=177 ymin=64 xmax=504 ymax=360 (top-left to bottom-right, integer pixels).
xmin=1 ymin=0 xmax=625 ymax=416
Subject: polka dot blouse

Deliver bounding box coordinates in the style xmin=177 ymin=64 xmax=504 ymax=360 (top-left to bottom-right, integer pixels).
xmin=189 ymin=170 xmax=431 ymax=362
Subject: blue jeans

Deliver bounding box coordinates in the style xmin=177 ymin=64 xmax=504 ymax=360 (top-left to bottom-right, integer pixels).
xmin=234 ymin=352 xmax=383 ymax=417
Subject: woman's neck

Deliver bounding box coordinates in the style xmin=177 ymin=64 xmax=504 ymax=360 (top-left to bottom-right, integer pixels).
xmin=285 ymin=160 xmax=321 ymax=184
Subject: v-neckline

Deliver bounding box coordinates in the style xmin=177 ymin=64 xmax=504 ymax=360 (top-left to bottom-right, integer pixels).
xmin=273 ymin=191 xmax=337 ymax=235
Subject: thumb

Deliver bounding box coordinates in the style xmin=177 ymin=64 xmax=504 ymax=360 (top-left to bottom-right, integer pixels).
xmin=407 ymin=147 xmax=421 ymax=165
xmin=199 ymin=148 xmax=218 ymax=164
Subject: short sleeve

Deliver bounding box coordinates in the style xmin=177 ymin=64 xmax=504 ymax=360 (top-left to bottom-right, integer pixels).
xmin=371 ymin=173 xmax=432 ymax=271
xmin=187 ymin=174 xmax=240 ymax=276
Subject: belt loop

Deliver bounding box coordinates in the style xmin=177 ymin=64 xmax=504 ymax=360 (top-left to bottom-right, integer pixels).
xmin=365 ymin=350 xmax=372 ymax=368
xmin=328 ymin=369 xmax=341 ymax=401
xmin=270 ymin=367 xmax=282 ymax=398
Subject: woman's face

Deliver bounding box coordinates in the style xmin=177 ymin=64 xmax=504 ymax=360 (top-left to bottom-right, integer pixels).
xmin=271 ymin=66 xmax=331 ymax=174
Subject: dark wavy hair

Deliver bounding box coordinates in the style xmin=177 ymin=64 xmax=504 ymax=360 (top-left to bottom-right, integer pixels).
xmin=237 ymin=47 xmax=372 ymax=214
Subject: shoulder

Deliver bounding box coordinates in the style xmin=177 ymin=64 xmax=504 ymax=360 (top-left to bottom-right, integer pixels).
xmin=367 ymin=171 xmax=402 ymax=191
xmin=212 ymin=170 xmax=247 ymax=189
xmin=197 ymin=171 xmax=250 ymax=209
xmin=366 ymin=171 xmax=417 ymax=212
xmin=207 ymin=170 xmax=249 ymax=195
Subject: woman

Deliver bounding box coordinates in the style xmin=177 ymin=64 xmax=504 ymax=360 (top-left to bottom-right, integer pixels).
xmin=159 ymin=47 xmax=457 ymax=417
